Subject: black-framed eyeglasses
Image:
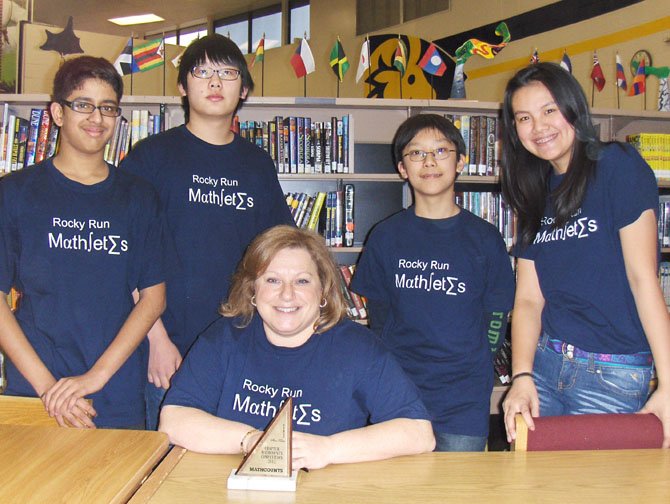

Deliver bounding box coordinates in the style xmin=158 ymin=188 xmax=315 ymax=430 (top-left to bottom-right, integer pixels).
xmin=61 ymin=100 xmax=122 ymax=117
xmin=402 ymin=148 xmax=456 ymax=162
xmin=190 ymin=66 xmax=241 ymax=81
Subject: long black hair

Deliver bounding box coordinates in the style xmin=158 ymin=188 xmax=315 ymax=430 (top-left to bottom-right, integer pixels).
xmin=500 ymin=62 xmax=602 ymax=249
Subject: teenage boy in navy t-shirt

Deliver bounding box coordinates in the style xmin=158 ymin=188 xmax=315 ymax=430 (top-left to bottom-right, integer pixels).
xmin=0 ymin=56 xmax=166 ymax=428
xmin=122 ymin=34 xmax=293 ymax=429
xmin=351 ymin=114 xmax=515 ymax=451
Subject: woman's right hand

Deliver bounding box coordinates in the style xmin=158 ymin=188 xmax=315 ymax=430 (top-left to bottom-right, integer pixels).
xmin=502 ymin=376 xmax=539 ymax=443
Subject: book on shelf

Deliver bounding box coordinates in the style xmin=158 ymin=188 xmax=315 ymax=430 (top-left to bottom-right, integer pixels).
xmin=661 ymin=262 xmax=670 ymax=308
xmin=627 ymin=133 xmax=670 ymax=181
xmin=493 ymin=338 xmax=512 ymax=385
xmin=236 ymin=113 xmax=352 ymax=174
xmin=658 ymin=195 xmax=670 ymax=248
xmin=446 ymin=114 xmax=500 ymax=177
xmin=339 ymin=264 xmax=367 ymax=320
xmin=344 ymin=183 xmax=355 ymax=247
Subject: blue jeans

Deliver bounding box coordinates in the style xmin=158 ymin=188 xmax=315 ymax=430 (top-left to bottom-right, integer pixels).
xmin=145 ymin=383 xmax=168 ymax=431
xmin=434 ymin=431 xmax=488 ymax=452
xmin=534 ymin=333 xmax=653 ymax=416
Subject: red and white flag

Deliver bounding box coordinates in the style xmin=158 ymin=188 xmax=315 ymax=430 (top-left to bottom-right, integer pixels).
xmin=355 ymin=39 xmax=370 ymax=83
xmin=291 ymin=37 xmax=315 ymax=78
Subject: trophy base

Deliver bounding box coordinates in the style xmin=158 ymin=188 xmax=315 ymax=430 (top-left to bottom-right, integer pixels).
xmin=227 ymin=468 xmax=299 ymax=492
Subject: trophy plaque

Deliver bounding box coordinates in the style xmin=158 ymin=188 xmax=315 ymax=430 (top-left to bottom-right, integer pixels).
xmin=227 ymin=397 xmax=299 ymax=491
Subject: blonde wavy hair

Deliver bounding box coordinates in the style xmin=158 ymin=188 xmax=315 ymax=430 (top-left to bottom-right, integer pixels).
xmin=221 ymin=225 xmax=348 ymax=332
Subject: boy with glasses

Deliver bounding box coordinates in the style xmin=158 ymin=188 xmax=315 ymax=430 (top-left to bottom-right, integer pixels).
xmin=122 ymin=34 xmax=293 ymax=429
xmin=351 ymin=114 xmax=515 ymax=451
xmin=0 ymin=56 xmax=165 ymax=428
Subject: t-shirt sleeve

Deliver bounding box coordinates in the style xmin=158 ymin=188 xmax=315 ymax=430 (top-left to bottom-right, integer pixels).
xmin=607 ymin=143 xmax=658 ymax=230
xmin=133 ymin=185 xmax=165 ymax=290
xmin=163 ymin=323 xmax=228 ymax=414
xmin=351 ymin=231 xmax=391 ymax=304
xmin=0 ymin=182 xmax=16 ymax=293
xmin=355 ymin=340 xmax=431 ymax=424
xmin=119 ymin=140 xmax=154 ymax=183
xmin=483 ymin=229 xmax=516 ymax=313
xmin=260 ymin=158 xmax=294 ymax=228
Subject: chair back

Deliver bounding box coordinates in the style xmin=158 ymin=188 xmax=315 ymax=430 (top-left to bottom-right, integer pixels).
xmin=513 ymin=413 xmax=663 ymax=451
xmin=0 ymin=395 xmax=59 ymax=426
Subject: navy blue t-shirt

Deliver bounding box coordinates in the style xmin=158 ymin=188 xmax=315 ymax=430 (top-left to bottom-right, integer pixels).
xmin=121 ymin=126 xmax=293 ymax=354
xmin=351 ymin=208 xmax=515 ymax=436
xmin=164 ymin=316 xmax=430 ymax=434
xmin=0 ymin=160 xmax=164 ymax=428
xmin=515 ymin=143 xmax=658 ymax=353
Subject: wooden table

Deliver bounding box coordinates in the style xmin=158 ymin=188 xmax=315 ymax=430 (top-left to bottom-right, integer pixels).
xmin=0 ymin=424 xmax=169 ymax=504
xmin=137 ymin=449 xmax=670 ymax=504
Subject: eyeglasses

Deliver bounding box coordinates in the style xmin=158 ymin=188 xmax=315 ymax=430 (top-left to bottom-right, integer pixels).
xmin=191 ymin=66 xmax=241 ymax=81
xmin=402 ymin=148 xmax=456 ymax=162
xmin=61 ymin=100 xmax=122 ymax=117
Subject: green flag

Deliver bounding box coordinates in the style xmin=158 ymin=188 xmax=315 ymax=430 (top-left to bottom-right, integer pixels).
xmin=329 ymin=39 xmax=350 ymax=81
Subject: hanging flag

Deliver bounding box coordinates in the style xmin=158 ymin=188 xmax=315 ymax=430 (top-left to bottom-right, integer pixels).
xmin=356 ymin=38 xmax=370 ymax=83
xmin=530 ymin=49 xmax=540 ymax=64
xmin=133 ymin=38 xmax=164 ymax=72
xmin=291 ymin=37 xmax=315 ymax=78
xmin=658 ymin=77 xmax=670 ymax=112
xmin=113 ymin=38 xmax=138 ymax=76
xmin=329 ymin=38 xmax=350 ymax=81
xmin=560 ymin=51 xmax=572 ymax=74
xmin=393 ymin=38 xmax=407 ymax=77
xmin=252 ymin=35 xmax=265 ymax=67
xmin=628 ymin=57 xmax=646 ymax=96
xmin=590 ymin=51 xmax=606 ymax=92
xmin=454 ymin=22 xmax=511 ymax=64
xmin=418 ymin=43 xmax=447 ymax=77
xmin=615 ymin=53 xmax=627 ymax=91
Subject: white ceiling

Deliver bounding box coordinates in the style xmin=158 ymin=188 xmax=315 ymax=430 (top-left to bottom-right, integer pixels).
xmin=32 ymin=0 xmax=279 ymax=37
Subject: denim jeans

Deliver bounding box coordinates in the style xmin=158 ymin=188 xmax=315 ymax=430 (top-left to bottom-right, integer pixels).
xmin=145 ymin=383 xmax=168 ymax=431
xmin=434 ymin=431 xmax=488 ymax=452
xmin=534 ymin=333 xmax=653 ymax=416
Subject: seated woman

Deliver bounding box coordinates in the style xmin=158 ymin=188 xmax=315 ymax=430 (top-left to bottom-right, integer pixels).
xmin=160 ymin=225 xmax=435 ymax=469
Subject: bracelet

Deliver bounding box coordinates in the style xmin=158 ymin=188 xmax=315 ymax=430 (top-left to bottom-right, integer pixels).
xmin=511 ymin=372 xmax=534 ymax=383
xmin=240 ymin=429 xmax=258 ymax=456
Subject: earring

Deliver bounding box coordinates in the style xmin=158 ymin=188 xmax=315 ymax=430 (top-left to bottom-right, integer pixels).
xmin=251 ymin=295 xmax=256 ymax=307
xmin=319 ymin=298 xmax=327 ymax=308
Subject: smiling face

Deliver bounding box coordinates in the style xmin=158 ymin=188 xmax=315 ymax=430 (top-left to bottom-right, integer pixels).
xmin=179 ymin=57 xmax=247 ymax=122
xmin=254 ymin=247 xmax=323 ymax=348
xmin=511 ymin=80 xmax=576 ymax=174
xmin=397 ymin=128 xmax=465 ymax=200
xmin=50 ymin=78 xmax=118 ymax=157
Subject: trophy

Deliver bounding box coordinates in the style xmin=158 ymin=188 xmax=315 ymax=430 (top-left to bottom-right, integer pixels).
xmin=227 ymin=397 xmax=299 ymax=491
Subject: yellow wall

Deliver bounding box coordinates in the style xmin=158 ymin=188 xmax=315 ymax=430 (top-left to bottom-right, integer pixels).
xmin=248 ymin=0 xmax=669 ymax=111
xmin=20 ymin=0 xmax=669 ymax=112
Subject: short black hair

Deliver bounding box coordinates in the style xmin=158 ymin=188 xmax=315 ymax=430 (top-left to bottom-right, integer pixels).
xmin=52 ymin=56 xmax=123 ymax=103
xmin=177 ymin=34 xmax=254 ymax=119
xmin=392 ymin=114 xmax=467 ymax=167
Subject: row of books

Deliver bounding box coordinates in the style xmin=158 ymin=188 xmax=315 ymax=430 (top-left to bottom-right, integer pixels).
xmin=236 ymin=114 xmax=352 ymax=174
xmin=339 ymin=264 xmax=368 ymax=321
xmin=103 ymin=106 xmax=169 ymax=166
xmin=456 ymin=191 xmax=515 ymax=248
xmin=493 ymin=339 xmax=512 ymax=385
xmin=658 ymin=196 xmax=670 ymax=247
xmin=0 ymin=105 xmax=60 ymax=173
xmin=286 ymin=184 xmax=355 ymax=247
xmin=660 ymin=262 xmax=670 ymax=309
xmin=627 ymin=133 xmax=670 ymax=181
xmin=445 ymin=114 xmax=500 ymax=177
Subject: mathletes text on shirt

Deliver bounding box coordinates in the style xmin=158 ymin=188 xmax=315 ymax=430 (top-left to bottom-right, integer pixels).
xmin=48 ymin=217 xmax=128 ymax=255
xmin=533 ymin=208 xmax=599 ymax=245
xmin=188 ymin=173 xmax=254 ymax=210
xmin=395 ymin=258 xmax=467 ymax=296
xmin=234 ymin=378 xmax=322 ymax=427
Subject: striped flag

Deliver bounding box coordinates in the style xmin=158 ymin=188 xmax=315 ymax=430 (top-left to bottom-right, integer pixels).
xmin=530 ymin=49 xmax=539 ymax=64
xmin=418 ymin=43 xmax=447 ymax=77
xmin=252 ymin=35 xmax=265 ymax=67
xmin=329 ymin=38 xmax=350 ymax=81
xmin=590 ymin=51 xmax=606 ymax=92
xmin=628 ymin=57 xmax=646 ymax=96
xmin=133 ymin=38 xmax=164 ymax=72
xmin=290 ymin=37 xmax=315 ymax=78
xmin=113 ymin=38 xmax=138 ymax=75
xmin=393 ymin=38 xmax=407 ymax=77
xmin=615 ymin=53 xmax=627 ymax=91
xmin=355 ymin=38 xmax=370 ymax=83
xmin=560 ymin=51 xmax=572 ymax=74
